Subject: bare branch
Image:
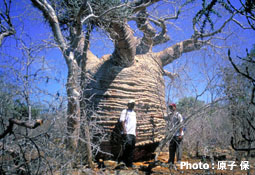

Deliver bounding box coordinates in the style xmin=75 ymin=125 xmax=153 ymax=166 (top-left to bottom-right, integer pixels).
xmin=0 ymin=0 xmax=15 ymax=46
xmin=201 ymin=13 xmax=235 ymax=38
xmin=10 ymin=118 xmax=43 ymax=129
xmin=30 ymin=0 xmax=67 ymax=52
xmin=232 ymin=18 xmax=252 ymax=29
xmin=241 ymin=131 xmax=255 ymax=142
xmin=246 ymin=116 xmax=255 ymax=131
xmin=158 ymin=38 xmax=207 ymax=67
xmin=163 ymin=70 xmax=178 ymax=80
xmin=152 ymin=19 xmax=170 ymax=46
xmin=136 ymin=10 xmax=156 ymax=54
xmin=129 ymin=0 xmax=161 ymax=13
xmin=228 ymin=49 xmax=255 ymax=82
xmin=192 ymin=10 xmax=236 ymax=39
xmin=231 ymin=137 xmax=255 ymax=151
xmin=81 ymin=3 xmax=127 ymax=24
xmin=135 ymin=13 xmax=171 ymax=54
xmin=226 ymin=0 xmax=255 ymax=30
xmin=252 ymin=86 xmax=255 ymax=105
xmin=0 ymin=30 xmax=14 ymax=46
xmin=109 ymin=22 xmax=137 ymax=67
xmin=0 ymin=119 xmax=43 ymax=139
xmin=135 ymin=5 xmax=181 ymax=54
xmin=74 ymin=0 xmax=88 ymax=40
xmin=237 ymin=55 xmax=255 ymax=64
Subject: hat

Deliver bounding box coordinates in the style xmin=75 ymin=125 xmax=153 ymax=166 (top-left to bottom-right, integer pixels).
xmin=168 ymin=103 xmax=176 ymax=108
xmin=128 ymin=99 xmax=135 ymax=104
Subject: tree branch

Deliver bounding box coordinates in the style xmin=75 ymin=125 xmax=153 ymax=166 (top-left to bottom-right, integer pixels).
xmin=0 ymin=30 xmax=14 ymax=46
xmin=246 ymin=117 xmax=255 ymax=131
xmin=227 ymin=0 xmax=255 ymax=30
xmin=0 ymin=0 xmax=15 ymax=46
xmin=80 ymin=3 xmax=127 ymax=24
xmin=231 ymin=137 xmax=255 ymax=151
xmin=163 ymin=70 xmax=178 ymax=80
xmin=109 ymin=22 xmax=137 ymax=67
xmin=70 ymin=0 xmax=88 ymax=50
xmin=228 ymin=49 xmax=255 ymax=82
xmin=30 ymin=0 xmax=67 ymax=53
xmin=151 ymin=5 xmax=181 ymax=46
xmin=129 ymin=0 xmax=161 ymax=13
xmin=232 ymin=18 xmax=252 ymax=29
xmin=201 ymin=13 xmax=235 ymax=38
xmin=136 ymin=10 xmax=156 ymax=54
xmin=0 ymin=119 xmax=43 ymax=139
xmin=158 ymin=38 xmax=207 ymax=67
xmin=192 ymin=10 xmax=236 ymax=39
xmin=152 ymin=19 xmax=170 ymax=46
xmin=228 ymin=49 xmax=255 ymax=105
xmin=135 ymin=10 xmax=171 ymax=54
xmin=251 ymin=86 xmax=255 ymax=105
xmin=241 ymin=131 xmax=255 ymax=142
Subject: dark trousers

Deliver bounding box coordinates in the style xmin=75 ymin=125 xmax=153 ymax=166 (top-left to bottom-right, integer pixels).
xmin=169 ymin=136 xmax=183 ymax=164
xmin=122 ymin=134 xmax=136 ymax=167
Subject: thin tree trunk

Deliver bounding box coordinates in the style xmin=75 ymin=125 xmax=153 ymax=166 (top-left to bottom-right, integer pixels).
xmin=79 ymin=28 xmax=94 ymax=167
xmin=66 ymin=59 xmax=81 ymax=151
xmin=65 ymin=50 xmax=94 ymax=167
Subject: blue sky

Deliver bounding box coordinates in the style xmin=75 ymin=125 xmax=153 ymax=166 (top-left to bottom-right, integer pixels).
xmin=1 ymin=0 xmax=255 ymax=107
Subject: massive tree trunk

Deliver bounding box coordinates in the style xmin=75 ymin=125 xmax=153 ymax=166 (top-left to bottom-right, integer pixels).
xmin=85 ymin=30 xmax=204 ymax=160
xmin=86 ymin=53 xmax=167 ymax=160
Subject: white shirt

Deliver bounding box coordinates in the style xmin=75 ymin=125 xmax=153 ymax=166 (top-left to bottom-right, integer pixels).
xmin=120 ymin=109 xmax=137 ymax=136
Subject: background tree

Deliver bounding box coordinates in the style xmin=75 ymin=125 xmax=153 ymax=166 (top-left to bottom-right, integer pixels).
xmin=225 ymin=46 xmax=255 ymax=153
xmin=177 ymin=97 xmax=205 ymax=114
xmin=194 ymin=0 xmax=255 ymax=164
xmin=0 ymin=76 xmax=44 ymax=174
xmin=0 ymin=12 xmax=68 ymax=172
xmin=217 ymin=46 xmax=255 ymax=175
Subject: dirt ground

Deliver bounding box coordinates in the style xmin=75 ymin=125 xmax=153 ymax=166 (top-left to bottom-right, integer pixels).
xmin=139 ymin=151 xmax=255 ymax=175
xmin=67 ymin=148 xmax=255 ymax=175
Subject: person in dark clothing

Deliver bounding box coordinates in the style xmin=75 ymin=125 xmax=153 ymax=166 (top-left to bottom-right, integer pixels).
xmin=165 ymin=103 xmax=184 ymax=170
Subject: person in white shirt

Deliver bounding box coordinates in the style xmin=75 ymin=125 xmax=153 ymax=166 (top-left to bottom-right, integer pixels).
xmin=167 ymin=103 xmax=184 ymax=169
xmin=119 ymin=99 xmax=137 ymax=167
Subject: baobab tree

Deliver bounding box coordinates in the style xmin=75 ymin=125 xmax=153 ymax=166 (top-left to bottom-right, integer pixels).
xmin=30 ymin=0 xmax=236 ymax=165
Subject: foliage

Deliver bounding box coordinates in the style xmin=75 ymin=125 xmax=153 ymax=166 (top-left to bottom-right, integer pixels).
xmin=49 ymin=0 xmax=130 ymax=31
xmin=12 ymin=99 xmax=41 ymax=120
xmin=177 ymin=96 xmax=205 ymax=115
xmin=0 ymin=79 xmax=16 ymax=135
xmin=0 ymin=77 xmax=79 ymax=174
xmin=175 ymin=96 xmax=232 ymax=154
xmin=0 ymin=76 xmax=43 ymax=126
